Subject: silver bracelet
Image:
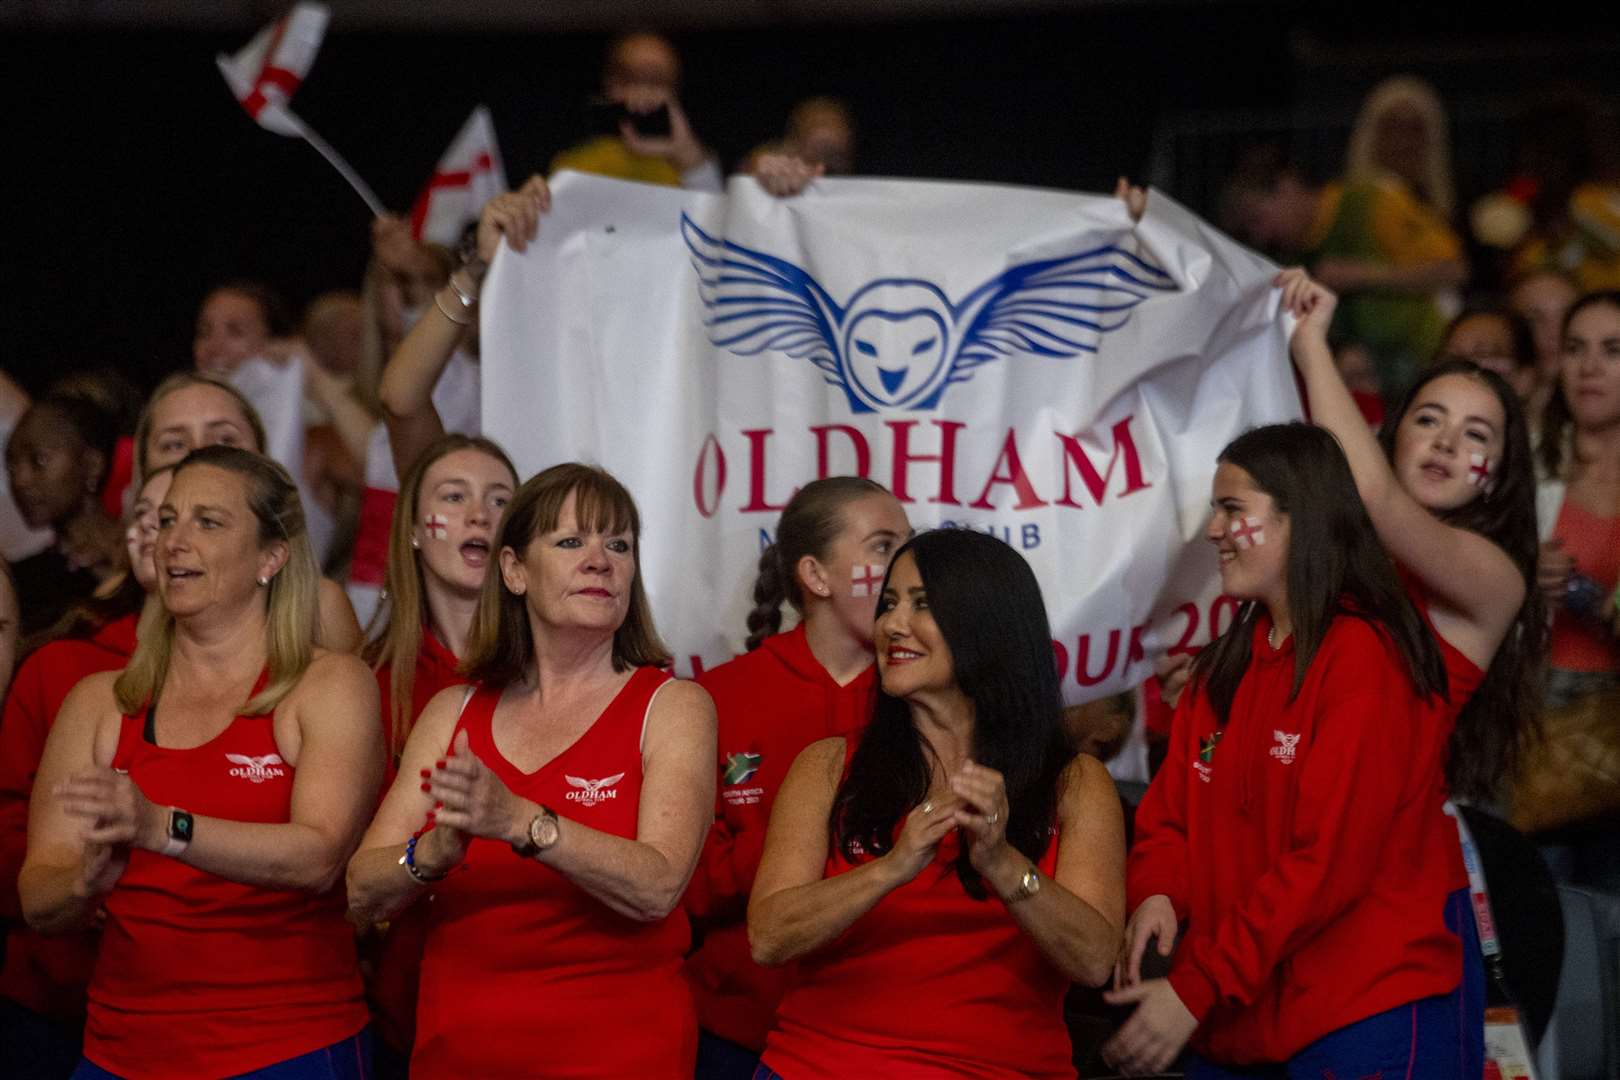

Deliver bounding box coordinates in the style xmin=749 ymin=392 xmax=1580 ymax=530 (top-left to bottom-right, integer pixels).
xmin=449 ymin=270 xmax=480 ymax=309
xmin=433 ymin=289 xmax=472 ymax=326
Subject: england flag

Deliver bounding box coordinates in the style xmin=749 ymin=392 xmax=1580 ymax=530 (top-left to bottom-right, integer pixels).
xmin=215 ymin=3 xmax=329 ymax=137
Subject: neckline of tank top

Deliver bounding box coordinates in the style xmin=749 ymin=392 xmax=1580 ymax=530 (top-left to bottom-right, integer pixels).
xmin=483 ymin=666 xmax=657 ymax=780
xmin=143 ymin=668 xmax=273 ymax=749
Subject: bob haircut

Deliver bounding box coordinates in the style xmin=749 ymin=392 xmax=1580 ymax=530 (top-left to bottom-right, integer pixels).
xmin=461 ymin=463 xmax=670 ymax=685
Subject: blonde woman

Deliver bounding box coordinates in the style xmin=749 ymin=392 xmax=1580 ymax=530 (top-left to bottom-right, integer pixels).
xmin=21 ymin=446 xmax=381 ymax=1079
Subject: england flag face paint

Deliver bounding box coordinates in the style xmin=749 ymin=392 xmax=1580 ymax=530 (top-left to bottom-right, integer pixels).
xmin=423 ymin=514 xmax=450 ymax=541
xmin=1230 ymin=516 xmax=1265 ymax=549
xmin=850 ymin=563 xmax=886 ymax=598
xmin=1467 ymin=452 xmax=1496 ymax=494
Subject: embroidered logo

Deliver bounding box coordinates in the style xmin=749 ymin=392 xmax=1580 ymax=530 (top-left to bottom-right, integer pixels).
xmin=724 ymin=751 xmax=763 ymax=786
xmin=226 ymin=753 xmax=287 ymax=784
xmin=1194 ymin=730 xmax=1221 ymax=784
xmin=1269 ymin=730 xmax=1301 ymax=765
xmin=564 ymin=772 xmax=625 ymax=807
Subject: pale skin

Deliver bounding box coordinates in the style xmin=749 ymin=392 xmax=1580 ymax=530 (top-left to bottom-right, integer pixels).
xmin=746 ymin=551 xmax=1125 ymax=986
xmin=347 ymin=492 xmax=716 ymax=925
xmin=1103 ymin=464 xmax=1293 ymax=1073
xmin=1279 ymin=267 xmax=1524 ymax=670
xmin=411 ymin=449 xmax=515 ymax=660
xmin=791 ymin=492 xmax=911 ymax=684
xmin=377 ymin=177 xmax=550 ymax=476
xmin=20 ymin=465 xmax=382 ymax=934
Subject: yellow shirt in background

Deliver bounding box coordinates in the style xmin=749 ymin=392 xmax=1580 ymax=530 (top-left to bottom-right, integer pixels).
xmin=550 ymin=136 xmax=683 ymax=187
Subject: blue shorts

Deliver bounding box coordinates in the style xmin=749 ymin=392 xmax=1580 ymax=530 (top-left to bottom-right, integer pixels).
xmin=72 ymin=1028 xmax=372 ymax=1080
xmin=1188 ymin=888 xmax=1484 ymax=1079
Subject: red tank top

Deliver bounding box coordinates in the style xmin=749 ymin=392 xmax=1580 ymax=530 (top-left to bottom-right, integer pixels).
xmin=86 ymin=687 xmax=367 ymax=1079
xmin=763 ymin=742 xmax=1072 ymax=1080
xmin=410 ymin=666 xmax=696 ymax=1079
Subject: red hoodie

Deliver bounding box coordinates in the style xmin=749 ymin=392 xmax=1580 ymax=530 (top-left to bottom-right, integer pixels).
xmin=684 ymin=624 xmax=876 ymax=1051
xmin=0 ymin=613 xmax=139 ymax=1019
xmin=1128 ymin=610 xmax=1468 ymax=1063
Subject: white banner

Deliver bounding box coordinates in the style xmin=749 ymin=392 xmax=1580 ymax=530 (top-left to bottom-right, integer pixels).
xmin=482 ymin=171 xmax=1300 ymax=701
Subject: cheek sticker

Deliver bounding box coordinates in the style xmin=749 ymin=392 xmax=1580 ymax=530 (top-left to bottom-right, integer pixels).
xmin=1230 ymin=516 xmax=1266 ymax=549
xmin=1467 ymin=452 xmax=1496 ymax=493
xmin=423 ymin=514 xmax=450 ymax=541
xmin=850 ymin=564 xmax=886 ymax=598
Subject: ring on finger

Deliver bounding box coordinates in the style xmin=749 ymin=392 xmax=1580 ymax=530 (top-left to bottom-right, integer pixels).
xmin=987 ymin=810 xmax=1001 ymax=825
xmin=920 ymin=800 xmax=934 ymax=815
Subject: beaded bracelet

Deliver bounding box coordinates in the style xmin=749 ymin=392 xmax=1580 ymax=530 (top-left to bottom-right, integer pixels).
xmin=399 ymin=835 xmax=448 ymax=884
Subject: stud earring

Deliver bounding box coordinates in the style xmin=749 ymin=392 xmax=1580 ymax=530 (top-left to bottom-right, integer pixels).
xmin=411 ymin=536 xmax=421 ymax=550
xmin=257 ymin=576 xmax=269 ymax=587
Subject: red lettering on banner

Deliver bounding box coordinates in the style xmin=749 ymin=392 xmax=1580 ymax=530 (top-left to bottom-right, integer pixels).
xmin=741 ymin=429 xmax=794 ymax=512
xmin=1126 ymin=622 xmax=1148 ymax=667
xmin=1055 ymin=416 xmax=1151 ymax=508
xmin=1075 ymin=629 xmax=1121 ymax=687
xmin=811 ymin=424 xmax=871 ymax=479
xmin=887 ymin=419 xmax=965 ymax=505
xmin=969 ymin=429 xmax=1047 ymax=510
xmin=693 ymin=433 xmax=726 ymax=518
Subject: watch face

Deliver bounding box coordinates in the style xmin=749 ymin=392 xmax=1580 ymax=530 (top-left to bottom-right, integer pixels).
xmin=171 ymin=812 xmax=193 ymax=842
xmin=534 ymin=813 xmax=560 ymax=849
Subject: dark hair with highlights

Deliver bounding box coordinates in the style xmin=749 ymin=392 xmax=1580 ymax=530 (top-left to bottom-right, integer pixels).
xmin=1192 ymin=424 xmax=1446 ymax=725
xmin=745 ymin=476 xmax=893 ymax=651
xmin=832 ymin=529 xmax=1073 ymax=901
xmin=462 ymin=463 xmax=670 ymax=686
xmin=1378 ymin=360 xmax=1546 ymax=799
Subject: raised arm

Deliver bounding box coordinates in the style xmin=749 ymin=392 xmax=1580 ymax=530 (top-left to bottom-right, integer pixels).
xmin=747 ymin=737 xmax=957 ymax=966
xmin=377 ymin=177 xmax=551 ymax=474
xmin=45 ymin=654 xmax=382 ymax=899
xmin=1279 ymin=268 xmax=1522 ymax=667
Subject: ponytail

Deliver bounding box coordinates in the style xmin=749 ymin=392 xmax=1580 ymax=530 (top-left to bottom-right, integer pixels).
xmin=745 ymin=544 xmax=790 ymax=652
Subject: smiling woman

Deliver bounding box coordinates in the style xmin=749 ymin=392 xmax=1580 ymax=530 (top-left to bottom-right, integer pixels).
xmin=345 ymin=462 xmax=716 ymax=1079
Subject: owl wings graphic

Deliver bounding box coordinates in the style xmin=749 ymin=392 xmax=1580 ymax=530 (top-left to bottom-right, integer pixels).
xmin=679 ymin=212 xmax=1177 ymax=414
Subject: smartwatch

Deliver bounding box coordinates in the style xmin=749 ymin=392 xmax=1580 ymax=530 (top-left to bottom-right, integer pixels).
xmin=163 ymin=808 xmax=194 ymax=858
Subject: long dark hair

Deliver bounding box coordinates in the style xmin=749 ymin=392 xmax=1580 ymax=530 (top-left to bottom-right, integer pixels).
xmin=1377 ymin=360 xmax=1546 ymax=799
xmin=745 ymin=476 xmax=891 ymax=652
xmin=1538 ymin=291 xmax=1620 ymax=479
xmin=1193 ymin=424 xmax=1446 ymax=725
xmin=832 ymin=529 xmax=1073 ymax=900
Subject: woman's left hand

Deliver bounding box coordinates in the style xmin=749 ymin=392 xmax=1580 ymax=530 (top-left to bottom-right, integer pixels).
xmin=54 ymin=767 xmax=165 ymax=852
xmin=427 ymin=730 xmax=535 ymax=846
xmin=950 ymin=760 xmax=1012 ymax=871
xmin=1100 ymin=978 xmax=1198 ymax=1074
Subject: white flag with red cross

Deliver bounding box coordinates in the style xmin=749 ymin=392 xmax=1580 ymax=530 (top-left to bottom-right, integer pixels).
xmin=215 ymin=3 xmax=329 ymax=137
xmin=412 ymin=106 xmax=509 ymax=247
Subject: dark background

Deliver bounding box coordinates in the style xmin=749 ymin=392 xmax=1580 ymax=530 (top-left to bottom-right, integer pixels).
xmin=3 ymin=1 xmax=1616 ymax=397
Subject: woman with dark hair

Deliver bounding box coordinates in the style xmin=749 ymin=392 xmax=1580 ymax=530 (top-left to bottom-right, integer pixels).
xmin=685 ymin=476 xmax=909 ymax=1078
xmin=1438 ymin=305 xmax=1539 ymax=402
xmin=5 ymin=392 xmax=124 ymax=638
xmin=0 ymin=466 xmax=174 ymax=1071
xmin=1277 ymin=268 xmax=1544 ymax=805
xmin=1106 ymin=423 xmax=1477 ymax=1076
xmin=1534 ymin=291 xmax=1620 ymax=707
xmin=346 ymin=463 xmax=716 ymax=1078
xmin=748 ymin=528 xmax=1124 ymax=1080
xmin=22 ymin=446 xmax=380 ymax=1079
xmin=354 ymin=432 xmax=515 ymax=1069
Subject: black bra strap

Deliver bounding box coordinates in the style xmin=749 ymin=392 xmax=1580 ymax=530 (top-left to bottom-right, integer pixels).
xmin=143 ymin=704 xmax=158 ymax=746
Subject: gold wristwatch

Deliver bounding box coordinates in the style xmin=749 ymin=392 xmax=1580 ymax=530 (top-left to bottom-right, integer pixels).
xmin=1005 ymin=865 xmax=1041 ymax=904
xmin=510 ymin=805 xmax=561 ymax=858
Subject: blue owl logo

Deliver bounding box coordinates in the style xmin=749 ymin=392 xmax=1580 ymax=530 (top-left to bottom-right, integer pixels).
xmin=680 ymin=213 xmax=1177 ymax=413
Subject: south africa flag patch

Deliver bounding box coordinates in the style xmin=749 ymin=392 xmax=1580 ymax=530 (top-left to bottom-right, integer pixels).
xmin=724 ymin=751 xmax=763 ymax=786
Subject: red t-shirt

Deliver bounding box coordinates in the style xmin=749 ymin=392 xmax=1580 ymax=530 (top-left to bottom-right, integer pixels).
xmin=410 ymin=668 xmax=696 ymax=1078
xmin=0 ymin=614 xmax=138 ymax=1020
xmin=86 ymin=690 xmax=368 ymax=1079
xmin=1128 ymin=611 xmax=1474 ymax=1063
xmin=1548 ymin=499 xmax=1620 ymax=673
xmin=762 ymin=738 xmax=1073 ymax=1080
xmin=685 ymin=624 xmax=876 ymax=1050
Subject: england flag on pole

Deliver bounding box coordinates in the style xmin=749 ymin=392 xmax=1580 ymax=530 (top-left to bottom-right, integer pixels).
xmin=411 ymin=106 xmax=509 ymax=246
xmin=215 ymin=3 xmax=329 ymax=137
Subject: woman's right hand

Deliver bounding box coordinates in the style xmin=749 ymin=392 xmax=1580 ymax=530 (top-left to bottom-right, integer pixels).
xmin=881 ymin=795 xmax=960 ymax=886
xmin=1538 ymin=538 xmax=1575 ymax=606
xmin=1115 ymin=893 xmax=1177 ymax=988
xmin=1275 ymin=267 xmax=1337 ymax=364
xmin=1154 ymin=652 xmax=1194 ymax=711
xmin=75 ymin=840 xmax=129 ymax=900
xmin=755 ymin=153 xmax=824 ymax=199
xmin=476 ymin=175 xmax=552 ymax=264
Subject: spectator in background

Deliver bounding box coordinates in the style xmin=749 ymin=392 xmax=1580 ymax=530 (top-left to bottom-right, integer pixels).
xmin=743 ymin=97 xmax=857 ymax=177
xmin=0 ymin=562 xmax=16 ymax=704
xmin=1221 ymin=146 xmax=1467 ymax=404
xmin=0 ymin=373 xmax=52 ymax=565
xmin=551 ymin=31 xmax=722 ymax=192
xmin=1346 ymin=77 xmax=1457 ymax=224
xmin=5 ymin=392 xmax=124 ymax=638
xmin=1437 ymin=305 xmax=1539 ymax=401
xmin=1535 ymin=291 xmax=1620 ymax=708
xmin=1509 ymin=268 xmax=1580 ymax=424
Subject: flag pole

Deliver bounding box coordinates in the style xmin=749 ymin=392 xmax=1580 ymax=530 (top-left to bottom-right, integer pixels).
xmin=287 ymin=112 xmax=386 ymax=216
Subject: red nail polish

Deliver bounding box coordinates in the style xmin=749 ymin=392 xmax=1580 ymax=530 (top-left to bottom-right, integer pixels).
xmin=420 ymin=782 xmax=431 ymax=792
xmin=419 ymin=768 xmax=431 ymax=778
xmin=434 ymin=800 xmax=444 ymax=809
xmin=436 ymin=760 xmax=446 ymax=770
